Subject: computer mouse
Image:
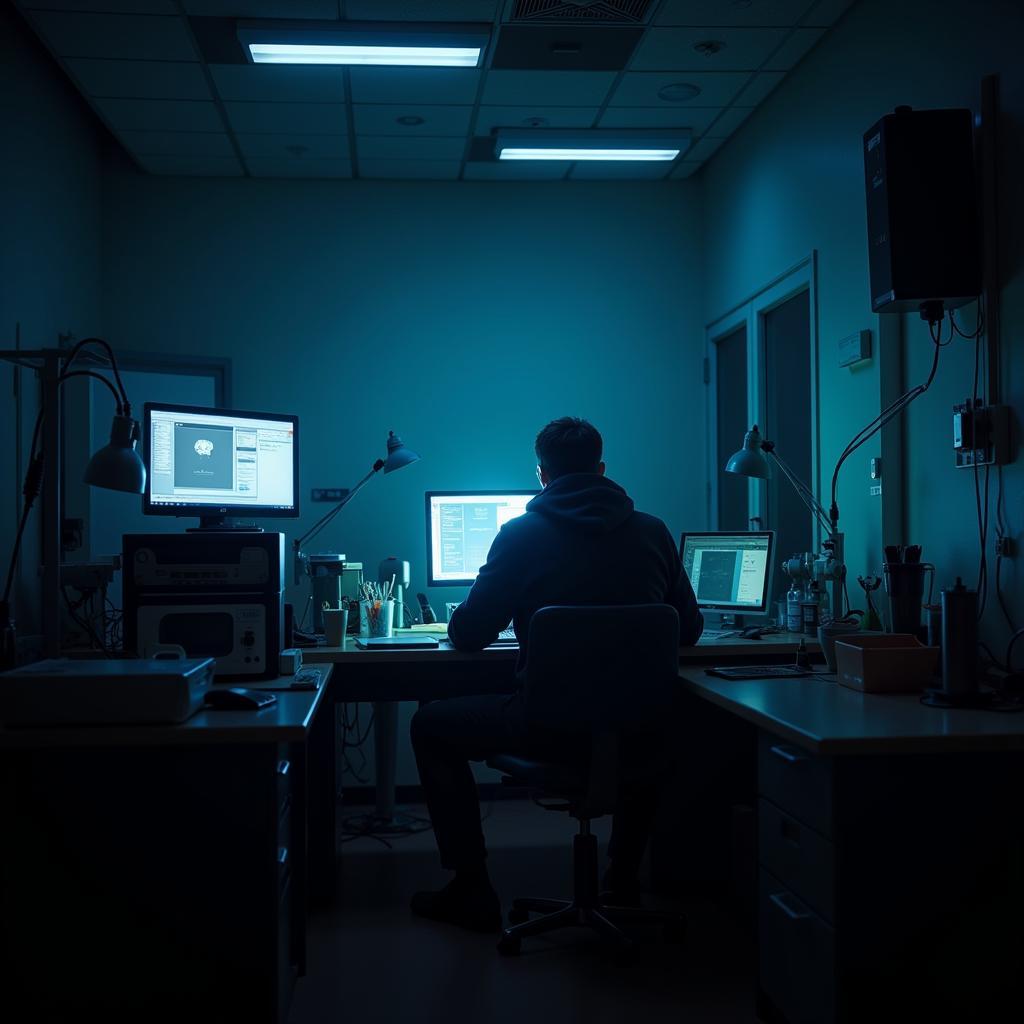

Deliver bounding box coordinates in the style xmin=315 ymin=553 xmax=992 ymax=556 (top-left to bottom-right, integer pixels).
xmin=739 ymin=627 xmax=764 ymax=639
xmin=204 ymin=687 xmax=277 ymax=711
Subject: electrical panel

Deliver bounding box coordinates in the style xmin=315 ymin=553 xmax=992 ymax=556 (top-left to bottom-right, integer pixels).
xmin=952 ymin=401 xmax=1011 ymax=468
xmin=864 ymin=106 xmax=980 ymax=315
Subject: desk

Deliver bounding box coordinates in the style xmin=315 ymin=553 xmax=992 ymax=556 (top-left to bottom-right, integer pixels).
xmin=0 ymin=670 xmax=332 ymax=1024
xmin=679 ymin=669 xmax=1024 ymax=1023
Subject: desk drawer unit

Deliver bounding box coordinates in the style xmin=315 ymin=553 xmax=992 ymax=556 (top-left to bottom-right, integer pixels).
xmin=758 ymin=869 xmax=836 ymax=1024
xmin=758 ymin=798 xmax=835 ymax=924
xmin=757 ymin=732 xmax=833 ymax=838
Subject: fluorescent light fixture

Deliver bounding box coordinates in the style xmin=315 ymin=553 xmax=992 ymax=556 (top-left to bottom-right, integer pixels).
xmin=238 ymin=22 xmax=489 ymax=68
xmin=494 ymin=128 xmax=690 ymax=163
xmin=248 ymin=43 xmax=480 ymax=66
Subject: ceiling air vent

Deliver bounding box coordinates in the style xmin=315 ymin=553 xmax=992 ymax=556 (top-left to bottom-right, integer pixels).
xmin=510 ymin=0 xmax=653 ymax=24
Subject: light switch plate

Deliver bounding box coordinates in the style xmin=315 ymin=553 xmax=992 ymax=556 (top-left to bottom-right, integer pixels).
xmin=839 ymin=330 xmax=872 ymax=367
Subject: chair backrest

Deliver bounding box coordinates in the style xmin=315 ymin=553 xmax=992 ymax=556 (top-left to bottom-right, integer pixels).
xmin=521 ymin=604 xmax=680 ymax=735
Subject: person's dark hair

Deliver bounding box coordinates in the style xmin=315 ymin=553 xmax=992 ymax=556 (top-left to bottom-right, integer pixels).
xmin=535 ymin=417 xmax=603 ymax=479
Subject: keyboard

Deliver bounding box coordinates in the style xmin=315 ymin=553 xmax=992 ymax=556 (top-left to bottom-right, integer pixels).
xmin=705 ymin=665 xmax=811 ymax=680
xmin=498 ymin=628 xmax=516 ymax=640
xmin=698 ymin=629 xmax=737 ymax=642
xmin=487 ymin=628 xmax=518 ymax=648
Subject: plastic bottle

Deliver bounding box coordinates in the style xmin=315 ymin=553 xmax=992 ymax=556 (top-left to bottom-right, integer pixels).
xmin=786 ymin=580 xmax=803 ymax=633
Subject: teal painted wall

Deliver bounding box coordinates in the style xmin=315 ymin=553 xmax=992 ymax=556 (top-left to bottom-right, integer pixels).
xmin=100 ymin=162 xmax=706 ymax=781
xmin=0 ymin=3 xmax=103 ymax=640
xmin=699 ymin=0 xmax=1024 ymax=655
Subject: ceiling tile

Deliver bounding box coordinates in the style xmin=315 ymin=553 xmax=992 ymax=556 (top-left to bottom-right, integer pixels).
xmin=66 ymin=58 xmax=210 ymax=100
xmin=235 ymin=133 xmax=349 ymax=158
xmin=481 ymin=71 xmax=616 ymax=107
xmin=569 ymin=162 xmax=674 ymax=180
xmin=246 ymin=157 xmax=354 ymax=178
xmin=803 ymin=0 xmax=855 ymax=26
xmin=224 ymin=101 xmax=347 ymax=134
xmin=27 ymin=11 xmax=197 ymax=60
xmin=686 ymin=135 xmax=726 ymax=161
xmin=344 ymin=1 xmax=499 ymax=19
xmin=117 ymin=129 xmax=236 ymax=156
xmin=136 ymin=154 xmax=243 ymax=176
xmin=630 ymin=26 xmax=788 ymax=71
xmin=609 ymin=71 xmax=751 ymax=107
xmin=475 ymin=106 xmax=599 ymax=134
xmin=669 ymin=160 xmax=703 ymax=179
xmin=353 ymin=104 xmax=474 ymax=137
xmin=356 ymin=136 xmax=467 ymax=160
xmin=21 ymin=2 xmax=177 ymax=11
xmin=93 ymin=97 xmax=223 ymax=131
xmin=764 ymin=26 xmax=826 ymax=69
xmin=463 ymin=162 xmax=571 ymax=180
xmin=704 ymin=104 xmax=755 ymax=136
xmin=182 ymin=1 xmax=338 ymax=15
xmin=358 ymin=160 xmax=462 ymax=180
xmin=598 ymin=105 xmax=724 ymax=133
xmin=209 ymin=65 xmax=346 ymax=103
xmin=348 ymin=68 xmax=481 ymax=105
xmin=655 ymin=0 xmax=814 ymax=27
xmin=734 ymin=70 xmax=785 ymax=104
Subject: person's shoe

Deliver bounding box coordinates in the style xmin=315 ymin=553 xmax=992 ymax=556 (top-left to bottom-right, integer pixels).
xmin=410 ymin=876 xmax=502 ymax=933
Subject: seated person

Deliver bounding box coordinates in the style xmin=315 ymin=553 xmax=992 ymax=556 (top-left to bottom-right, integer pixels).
xmin=410 ymin=417 xmax=703 ymax=931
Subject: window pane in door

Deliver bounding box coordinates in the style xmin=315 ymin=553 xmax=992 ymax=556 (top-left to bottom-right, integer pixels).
xmin=716 ymin=326 xmax=748 ymax=532
xmin=763 ymin=290 xmax=812 ymax=599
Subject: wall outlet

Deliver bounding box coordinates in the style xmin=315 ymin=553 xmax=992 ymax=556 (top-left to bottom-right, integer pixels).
xmin=311 ymin=488 xmax=350 ymax=502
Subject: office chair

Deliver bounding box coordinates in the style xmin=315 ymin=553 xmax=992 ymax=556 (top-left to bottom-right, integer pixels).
xmin=486 ymin=604 xmax=687 ymax=956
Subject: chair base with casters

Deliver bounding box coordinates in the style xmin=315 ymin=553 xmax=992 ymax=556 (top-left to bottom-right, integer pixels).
xmin=487 ymin=753 xmax=687 ymax=957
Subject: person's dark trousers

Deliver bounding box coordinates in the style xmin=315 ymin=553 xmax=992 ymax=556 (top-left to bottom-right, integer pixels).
xmin=410 ymin=694 xmax=665 ymax=881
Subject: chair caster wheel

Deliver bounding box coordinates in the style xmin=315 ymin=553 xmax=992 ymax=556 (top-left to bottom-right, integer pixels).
xmin=497 ymin=932 xmax=522 ymax=956
xmin=508 ymin=908 xmax=530 ymax=924
xmin=664 ymin=919 xmax=687 ymax=944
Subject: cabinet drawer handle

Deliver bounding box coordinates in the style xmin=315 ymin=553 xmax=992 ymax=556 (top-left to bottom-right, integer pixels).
xmin=278 ymin=846 xmax=289 ymax=865
xmin=277 ymin=759 xmax=291 ymax=777
xmin=769 ymin=891 xmax=813 ymax=921
xmin=770 ymin=744 xmax=809 ymax=765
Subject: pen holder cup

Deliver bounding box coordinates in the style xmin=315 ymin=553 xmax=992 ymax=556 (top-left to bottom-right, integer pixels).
xmin=360 ymin=599 xmax=395 ymax=638
xmin=883 ymin=562 xmax=934 ymax=636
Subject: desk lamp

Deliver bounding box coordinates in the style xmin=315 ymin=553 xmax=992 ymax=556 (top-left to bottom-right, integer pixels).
xmin=292 ymin=431 xmax=420 ymax=588
xmin=726 ymin=426 xmax=846 ymax=618
xmin=1 ymin=339 xmax=146 ymax=665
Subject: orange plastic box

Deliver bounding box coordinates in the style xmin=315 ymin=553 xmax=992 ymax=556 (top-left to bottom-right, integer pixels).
xmin=834 ymin=633 xmax=940 ymax=693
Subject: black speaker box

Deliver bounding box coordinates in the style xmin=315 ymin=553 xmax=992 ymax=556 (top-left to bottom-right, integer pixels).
xmin=864 ymin=106 xmax=981 ymax=315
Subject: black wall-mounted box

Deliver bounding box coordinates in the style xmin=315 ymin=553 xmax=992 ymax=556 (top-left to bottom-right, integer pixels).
xmin=864 ymin=107 xmax=981 ymax=315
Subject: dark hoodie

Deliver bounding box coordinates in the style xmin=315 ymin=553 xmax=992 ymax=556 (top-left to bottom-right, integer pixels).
xmin=447 ymin=473 xmax=703 ymax=668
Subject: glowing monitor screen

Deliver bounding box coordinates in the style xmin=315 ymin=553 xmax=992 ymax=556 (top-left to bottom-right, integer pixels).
xmin=144 ymin=403 xmax=298 ymax=517
xmin=425 ymin=490 xmax=537 ymax=586
xmin=679 ymin=532 xmax=775 ymax=613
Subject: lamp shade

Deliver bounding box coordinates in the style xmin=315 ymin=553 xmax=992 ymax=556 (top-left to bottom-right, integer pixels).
xmin=83 ymin=414 xmax=147 ymax=494
xmin=725 ymin=425 xmax=772 ymax=480
xmin=383 ymin=431 xmax=420 ymax=474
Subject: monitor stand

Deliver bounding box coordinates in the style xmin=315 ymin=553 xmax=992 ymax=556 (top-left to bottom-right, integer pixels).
xmin=187 ymin=516 xmax=265 ymax=533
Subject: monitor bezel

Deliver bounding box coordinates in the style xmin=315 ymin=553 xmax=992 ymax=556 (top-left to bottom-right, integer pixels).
xmin=425 ymin=489 xmax=539 ymax=587
xmin=142 ymin=402 xmax=300 ymax=520
xmin=678 ymin=530 xmax=776 ymax=614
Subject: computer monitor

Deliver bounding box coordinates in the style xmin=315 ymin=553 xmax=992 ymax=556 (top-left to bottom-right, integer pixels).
xmin=425 ymin=490 xmax=537 ymax=586
xmin=143 ymin=403 xmax=299 ymax=528
xmin=679 ymin=531 xmax=775 ymax=614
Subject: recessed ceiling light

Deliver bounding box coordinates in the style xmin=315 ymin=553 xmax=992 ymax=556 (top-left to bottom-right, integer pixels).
xmin=657 ymin=82 xmax=701 ymax=103
xmin=693 ymin=40 xmax=726 ymax=57
xmin=238 ymin=22 xmax=490 ymax=68
xmin=397 ymin=115 xmax=425 ymax=125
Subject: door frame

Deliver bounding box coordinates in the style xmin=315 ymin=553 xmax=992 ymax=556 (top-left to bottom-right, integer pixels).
xmin=705 ymin=252 xmax=821 ymax=547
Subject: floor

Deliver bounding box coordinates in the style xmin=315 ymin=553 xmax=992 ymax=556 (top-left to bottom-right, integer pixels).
xmin=290 ymin=799 xmax=760 ymax=1024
